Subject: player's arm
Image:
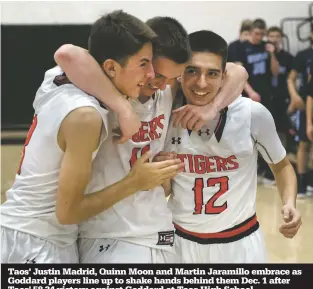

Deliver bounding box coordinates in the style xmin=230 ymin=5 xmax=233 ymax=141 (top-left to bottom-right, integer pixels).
xmin=56 ymin=111 xmax=183 ymax=224
xmin=54 ymin=45 xmax=140 ymax=143
xmin=172 ymin=63 xmax=248 ymax=131
xmin=252 ymin=102 xmax=301 ymax=239
xmin=162 ymin=179 xmax=172 ymax=197
xmin=152 ymin=151 xmax=180 ymax=197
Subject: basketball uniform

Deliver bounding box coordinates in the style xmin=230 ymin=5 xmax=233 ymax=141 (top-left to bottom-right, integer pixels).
xmin=78 ymin=86 xmax=178 ymax=263
xmin=1 ymin=66 xmax=109 ymax=263
xmin=164 ymin=95 xmax=286 ymax=263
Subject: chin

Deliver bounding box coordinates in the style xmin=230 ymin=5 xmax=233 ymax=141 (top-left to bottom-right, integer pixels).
xmin=140 ymin=89 xmax=155 ymax=98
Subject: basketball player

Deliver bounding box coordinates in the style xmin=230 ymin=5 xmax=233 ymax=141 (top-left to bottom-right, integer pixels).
xmin=288 ymin=31 xmax=313 ymax=197
xmin=54 ymin=17 xmax=248 ymax=263
xmin=1 ymin=11 xmax=182 ymax=263
xmin=163 ymin=30 xmax=301 ymax=263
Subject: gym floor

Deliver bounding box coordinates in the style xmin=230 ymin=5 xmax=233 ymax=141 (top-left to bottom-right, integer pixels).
xmin=1 ymin=143 xmax=313 ymax=263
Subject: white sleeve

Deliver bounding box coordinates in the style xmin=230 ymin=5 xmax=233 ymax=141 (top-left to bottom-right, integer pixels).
xmin=251 ymin=101 xmax=286 ymax=164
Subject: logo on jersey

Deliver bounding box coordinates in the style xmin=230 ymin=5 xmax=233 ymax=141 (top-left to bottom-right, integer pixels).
xmin=25 ymin=258 xmax=36 ymax=264
xmin=157 ymin=230 xmax=174 ymax=246
xmin=99 ymin=244 xmax=111 ymax=253
xmin=172 ymin=137 xmax=181 ymax=144
xmin=198 ymin=129 xmax=210 ymax=136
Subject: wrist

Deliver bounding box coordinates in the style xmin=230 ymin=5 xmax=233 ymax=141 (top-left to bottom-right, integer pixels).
xmin=109 ymin=95 xmax=130 ymax=114
xmin=283 ymin=198 xmax=296 ymax=208
xmin=124 ymin=172 xmax=140 ymax=193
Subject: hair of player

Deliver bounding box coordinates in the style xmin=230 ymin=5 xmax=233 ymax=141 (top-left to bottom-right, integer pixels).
xmin=240 ymin=19 xmax=253 ymax=33
xmin=252 ymin=18 xmax=267 ymax=30
xmin=88 ymin=10 xmax=157 ymax=66
xmin=267 ymin=26 xmax=283 ymax=36
xmin=145 ymin=16 xmax=191 ymax=64
xmin=188 ymin=30 xmax=228 ymax=71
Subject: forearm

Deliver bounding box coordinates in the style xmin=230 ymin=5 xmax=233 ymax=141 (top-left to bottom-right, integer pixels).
xmin=70 ymin=176 xmax=138 ymax=224
xmin=162 ymin=179 xmax=172 ymax=197
xmin=54 ymin=44 xmax=128 ymax=114
xmin=271 ymin=162 xmax=297 ymax=207
xmin=287 ymin=77 xmax=300 ymax=100
xmin=244 ymin=82 xmax=255 ymax=97
xmin=270 ymin=53 xmax=280 ymax=76
xmin=307 ymin=96 xmax=313 ymax=126
xmin=211 ymin=63 xmax=248 ymax=110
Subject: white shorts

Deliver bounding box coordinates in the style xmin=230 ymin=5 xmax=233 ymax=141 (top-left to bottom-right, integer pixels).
xmin=175 ymin=228 xmax=267 ymax=263
xmin=78 ymin=238 xmax=178 ymax=263
xmin=1 ymin=227 xmax=79 ymax=263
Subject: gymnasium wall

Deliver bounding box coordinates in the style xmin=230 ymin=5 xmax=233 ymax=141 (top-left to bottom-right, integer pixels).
xmin=1 ymin=1 xmax=311 ymax=129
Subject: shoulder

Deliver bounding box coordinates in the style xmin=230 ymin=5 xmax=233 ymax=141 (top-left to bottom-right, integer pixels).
xmin=61 ymin=106 xmax=103 ymax=138
xmin=64 ymin=106 xmax=102 ymax=127
xmin=250 ymin=101 xmax=269 ymax=117
xmin=250 ymin=101 xmax=273 ymax=130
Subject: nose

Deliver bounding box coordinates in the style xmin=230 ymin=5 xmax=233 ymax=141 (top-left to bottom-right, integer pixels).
xmin=146 ymin=63 xmax=155 ymax=80
xmin=196 ymin=74 xmax=207 ymax=89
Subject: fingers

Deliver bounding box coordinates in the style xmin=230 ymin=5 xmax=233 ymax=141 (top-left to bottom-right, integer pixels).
xmin=161 ymin=169 xmax=181 ymax=181
xmin=279 ymin=222 xmax=301 ymax=238
xmin=180 ymin=111 xmax=195 ymax=129
xmin=172 ymin=109 xmax=187 ymax=128
xmin=186 ymin=115 xmax=200 ymax=131
xmin=153 ymin=158 xmax=183 ymax=169
xmin=138 ymin=150 xmax=152 ymax=163
xmin=194 ymin=119 xmax=205 ymax=131
xmin=172 ymin=106 xmax=185 ymax=113
xmin=160 ymin=162 xmax=185 ymax=174
xmin=153 ymin=152 xmax=177 ymax=162
xmin=280 ymin=217 xmax=302 ymax=230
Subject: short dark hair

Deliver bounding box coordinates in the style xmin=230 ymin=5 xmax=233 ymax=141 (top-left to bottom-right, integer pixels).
xmin=252 ymin=18 xmax=267 ymax=30
xmin=89 ymin=10 xmax=157 ymax=66
xmin=268 ymin=26 xmax=283 ymax=36
xmin=188 ymin=30 xmax=228 ymax=71
xmin=146 ymin=16 xmax=191 ymax=64
xmin=240 ymin=19 xmax=252 ymax=33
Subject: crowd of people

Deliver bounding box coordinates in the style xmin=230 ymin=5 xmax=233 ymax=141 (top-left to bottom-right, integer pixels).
xmin=228 ymin=18 xmax=313 ymax=198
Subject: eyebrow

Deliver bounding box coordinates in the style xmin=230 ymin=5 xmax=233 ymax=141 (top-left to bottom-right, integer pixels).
xmin=186 ymin=66 xmax=221 ymax=73
xmin=140 ymin=58 xmax=151 ymax=63
xmin=156 ymin=73 xmax=181 ymax=80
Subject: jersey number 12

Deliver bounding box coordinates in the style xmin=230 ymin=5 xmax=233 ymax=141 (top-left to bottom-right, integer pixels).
xmin=193 ymin=176 xmax=229 ymax=214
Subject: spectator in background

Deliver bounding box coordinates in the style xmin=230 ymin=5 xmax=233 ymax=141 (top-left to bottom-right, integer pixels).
xmin=267 ymin=26 xmax=294 ymax=147
xmin=305 ymin=60 xmax=313 ymax=196
xmin=287 ymin=31 xmax=313 ymax=197
xmin=307 ymin=65 xmax=313 ymax=142
xmin=228 ymin=19 xmax=252 ymax=62
xmin=234 ymin=18 xmax=280 ymax=185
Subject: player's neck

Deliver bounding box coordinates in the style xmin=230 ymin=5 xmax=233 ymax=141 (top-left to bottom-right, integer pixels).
xmin=138 ymin=95 xmax=151 ymax=104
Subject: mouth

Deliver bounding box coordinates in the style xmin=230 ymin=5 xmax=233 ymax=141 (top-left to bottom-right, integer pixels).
xmin=137 ymin=82 xmax=145 ymax=87
xmin=191 ymin=90 xmax=209 ymax=97
xmin=148 ymin=83 xmax=159 ymax=90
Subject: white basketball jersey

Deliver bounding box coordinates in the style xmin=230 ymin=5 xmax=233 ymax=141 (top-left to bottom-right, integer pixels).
xmin=165 ymin=96 xmax=286 ymax=236
xmin=79 ymin=86 xmax=175 ymax=251
xmin=1 ymin=66 xmax=109 ymax=247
